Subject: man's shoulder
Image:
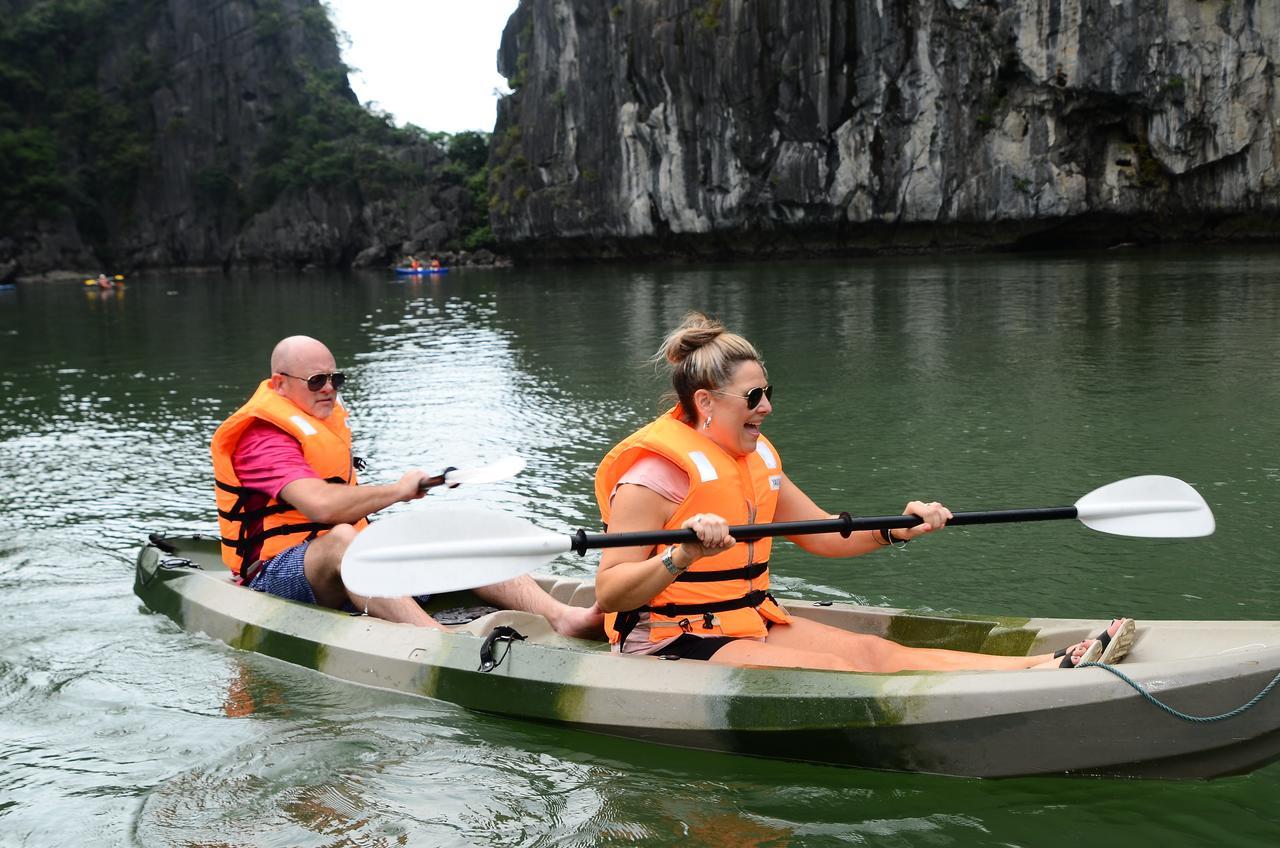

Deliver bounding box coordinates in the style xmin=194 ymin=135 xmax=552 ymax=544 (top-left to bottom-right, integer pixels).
xmin=230 ymin=418 xmax=317 ymax=496
xmin=233 ymin=419 xmax=303 ymax=461
xmin=240 ymin=418 xmax=294 ymax=443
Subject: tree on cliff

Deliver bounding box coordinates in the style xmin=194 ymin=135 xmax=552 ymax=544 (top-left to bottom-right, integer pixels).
xmin=0 ymin=0 xmax=493 ymax=273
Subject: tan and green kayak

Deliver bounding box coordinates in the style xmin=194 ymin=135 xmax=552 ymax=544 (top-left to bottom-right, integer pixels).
xmin=135 ymin=534 xmax=1280 ymax=779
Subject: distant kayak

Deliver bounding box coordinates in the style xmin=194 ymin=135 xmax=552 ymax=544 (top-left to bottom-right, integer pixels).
xmin=394 ymin=267 xmax=448 ymax=276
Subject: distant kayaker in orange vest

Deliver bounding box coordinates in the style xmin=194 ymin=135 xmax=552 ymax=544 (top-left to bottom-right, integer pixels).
xmin=429 ymin=255 xmax=442 ymax=269
xmin=406 ymin=255 xmax=421 ymax=270
xmin=211 ymin=334 xmax=602 ymax=636
xmin=594 ymin=313 xmax=1134 ymax=670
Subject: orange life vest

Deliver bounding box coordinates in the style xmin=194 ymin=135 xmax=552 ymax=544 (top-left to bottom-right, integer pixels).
xmin=594 ymin=408 xmax=791 ymax=643
xmin=211 ymin=380 xmax=367 ymax=575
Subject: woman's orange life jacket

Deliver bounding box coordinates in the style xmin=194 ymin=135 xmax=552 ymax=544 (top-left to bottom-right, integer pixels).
xmin=211 ymin=380 xmax=367 ymax=575
xmin=594 ymin=408 xmax=791 ymax=643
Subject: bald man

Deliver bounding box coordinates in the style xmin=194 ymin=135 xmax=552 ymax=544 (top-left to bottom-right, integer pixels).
xmin=211 ymin=335 xmax=601 ymax=636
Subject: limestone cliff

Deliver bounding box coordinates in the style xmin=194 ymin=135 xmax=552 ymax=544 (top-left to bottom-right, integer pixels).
xmin=490 ymin=0 xmax=1280 ymax=259
xmin=0 ymin=0 xmax=490 ymax=280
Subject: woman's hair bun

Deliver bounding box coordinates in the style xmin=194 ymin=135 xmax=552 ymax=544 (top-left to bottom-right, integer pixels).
xmin=659 ymin=312 xmax=725 ymax=365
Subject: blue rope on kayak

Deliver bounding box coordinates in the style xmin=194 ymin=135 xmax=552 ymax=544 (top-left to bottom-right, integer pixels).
xmin=1081 ymin=661 xmax=1280 ymax=723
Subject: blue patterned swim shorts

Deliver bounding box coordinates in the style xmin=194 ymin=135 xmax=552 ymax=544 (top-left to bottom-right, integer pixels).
xmin=246 ymin=541 xmax=316 ymax=604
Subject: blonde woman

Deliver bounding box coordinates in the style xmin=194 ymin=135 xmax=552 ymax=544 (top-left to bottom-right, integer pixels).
xmin=594 ymin=313 xmax=1134 ymax=671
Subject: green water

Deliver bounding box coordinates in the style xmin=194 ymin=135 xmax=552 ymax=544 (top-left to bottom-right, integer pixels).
xmin=1 ymin=250 xmax=1278 ymax=845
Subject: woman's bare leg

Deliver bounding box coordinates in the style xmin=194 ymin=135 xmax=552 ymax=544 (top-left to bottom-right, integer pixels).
xmin=708 ymin=617 xmax=1095 ymax=672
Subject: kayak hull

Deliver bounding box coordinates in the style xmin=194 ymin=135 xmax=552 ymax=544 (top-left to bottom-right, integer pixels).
xmin=134 ymin=536 xmax=1280 ymax=778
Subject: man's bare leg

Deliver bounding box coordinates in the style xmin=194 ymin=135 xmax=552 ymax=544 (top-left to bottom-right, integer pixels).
xmin=303 ymin=526 xmax=443 ymax=628
xmin=472 ymin=574 xmax=603 ymax=639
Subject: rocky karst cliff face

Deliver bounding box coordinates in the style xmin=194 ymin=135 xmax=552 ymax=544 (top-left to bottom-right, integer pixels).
xmin=490 ymin=0 xmax=1279 ymax=259
xmin=1 ymin=0 xmax=488 ymax=279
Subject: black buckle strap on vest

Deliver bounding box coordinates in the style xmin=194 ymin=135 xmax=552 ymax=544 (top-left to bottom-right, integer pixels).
xmin=478 ymin=625 xmax=526 ymax=672
xmin=215 ymin=478 xmax=260 ymax=573
xmin=613 ymin=609 xmax=642 ymax=645
xmin=221 ymin=521 xmax=334 ymax=550
xmin=219 ymin=521 xmax=335 ymax=578
xmin=215 ymin=479 xmax=256 ymax=522
xmin=611 ymin=588 xmax=775 ymax=645
xmin=216 ymin=478 xmax=293 ymax=521
xmin=215 ymin=479 xmax=255 ymax=497
xmin=217 ymin=477 xmax=283 ymax=571
xmin=217 ymin=502 xmax=292 ymax=522
xmin=645 ymin=589 xmax=771 ymax=619
xmin=672 ymin=560 xmax=769 ymax=583
xmin=217 ymin=473 xmax=348 ymax=574
xmin=353 ymin=456 xmax=367 ymax=472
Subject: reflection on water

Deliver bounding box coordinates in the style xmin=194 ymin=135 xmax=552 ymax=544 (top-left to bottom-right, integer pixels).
xmin=1 ymin=250 xmax=1279 ymax=844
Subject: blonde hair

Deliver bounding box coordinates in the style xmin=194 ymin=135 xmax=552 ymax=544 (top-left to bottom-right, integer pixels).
xmin=655 ymin=312 xmax=763 ymax=422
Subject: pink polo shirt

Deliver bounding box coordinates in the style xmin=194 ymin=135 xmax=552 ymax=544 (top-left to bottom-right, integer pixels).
xmin=613 ymin=453 xmax=690 ymax=504
xmin=230 ymin=420 xmax=321 ymax=562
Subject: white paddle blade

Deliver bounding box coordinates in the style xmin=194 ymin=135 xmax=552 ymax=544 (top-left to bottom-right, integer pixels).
xmin=1074 ymin=475 xmax=1215 ymax=538
xmin=443 ymin=455 xmax=526 ymax=487
xmin=341 ymin=506 xmax=571 ymax=597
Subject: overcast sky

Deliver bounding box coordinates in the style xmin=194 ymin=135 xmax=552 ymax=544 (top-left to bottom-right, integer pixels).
xmin=324 ymin=1 xmax=519 ymax=135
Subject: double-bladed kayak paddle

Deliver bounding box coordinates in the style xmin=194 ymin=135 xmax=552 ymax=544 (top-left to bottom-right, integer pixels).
xmin=341 ymin=474 xmax=1214 ymax=598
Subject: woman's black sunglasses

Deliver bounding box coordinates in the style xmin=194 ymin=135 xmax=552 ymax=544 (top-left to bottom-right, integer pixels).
xmin=280 ymin=371 xmax=346 ymax=392
xmin=711 ymin=384 xmax=773 ymax=410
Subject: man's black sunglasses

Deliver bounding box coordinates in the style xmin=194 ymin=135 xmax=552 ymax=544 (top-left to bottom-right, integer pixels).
xmin=280 ymin=371 xmax=346 ymax=392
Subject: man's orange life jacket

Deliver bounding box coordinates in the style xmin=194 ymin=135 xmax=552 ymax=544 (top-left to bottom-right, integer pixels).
xmin=211 ymin=380 xmax=367 ymax=575
xmin=595 ymin=408 xmax=790 ymax=643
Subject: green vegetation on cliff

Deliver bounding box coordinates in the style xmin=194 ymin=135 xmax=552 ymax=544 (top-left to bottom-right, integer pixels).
xmin=0 ymin=0 xmax=162 ymax=239
xmin=0 ymin=0 xmax=493 ymax=259
xmin=243 ymin=65 xmax=425 ymax=213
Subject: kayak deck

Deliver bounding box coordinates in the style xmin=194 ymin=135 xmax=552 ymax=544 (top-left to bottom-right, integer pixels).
xmin=135 ymin=534 xmax=1280 ymax=778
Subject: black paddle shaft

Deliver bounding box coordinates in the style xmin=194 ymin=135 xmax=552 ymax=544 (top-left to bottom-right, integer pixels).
xmin=567 ymin=506 xmax=1078 ymax=555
